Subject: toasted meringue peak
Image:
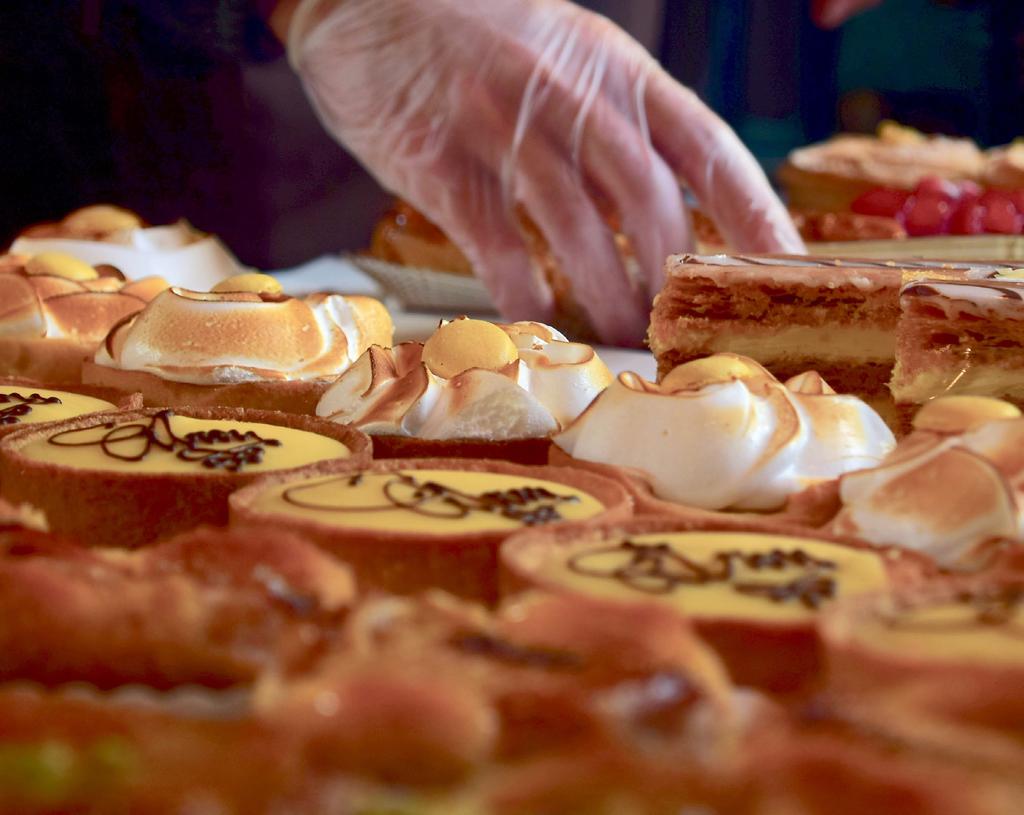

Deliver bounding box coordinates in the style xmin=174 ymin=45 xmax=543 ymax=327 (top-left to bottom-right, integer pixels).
xmin=913 ymin=395 xmax=1021 ymax=435
xmin=24 ymin=252 xmax=98 ymax=281
xmin=316 ymin=321 xmax=609 ymax=441
xmin=0 ymin=253 xmax=163 ymax=342
xmin=661 ymin=353 xmax=772 ymax=392
xmin=422 ymin=317 xmax=519 ymax=377
xmin=94 ymin=286 xmax=392 ymax=385
xmin=784 ymin=370 xmax=837 ymax=395
xmin=61 ymin=204 xmax=143 ymax=238
xmin=211 ymin=272 xmax=282 ymax=294
xmin=554 ymin=356 xmax=895 ymax=511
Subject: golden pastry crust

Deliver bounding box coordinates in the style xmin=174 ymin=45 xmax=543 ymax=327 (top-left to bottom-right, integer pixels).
xmin=82 ymin=361 xmax=335 ymax=414
xmin=371 ymin=433 xmax=552 ymax=466
xmin=0 ymin=406 xmax=371 ymax=548
xmin=230 ymin=457 xmax=632 ymax=603
xmin=500 ymin=516 xmax=930 ymax=693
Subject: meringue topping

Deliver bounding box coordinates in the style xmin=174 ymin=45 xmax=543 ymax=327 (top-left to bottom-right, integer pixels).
xmin=315 ymin=318 xmax=612 ymax=441
xmin=93 ymin=287 xmax=393 ymax=385
xmin=553 ymin=354 xmax=895 ymax=511
xmin=0 ymin=253 xmax=164 ymax=343
xmin=831 ymin=398 xmax=1024 ymax=564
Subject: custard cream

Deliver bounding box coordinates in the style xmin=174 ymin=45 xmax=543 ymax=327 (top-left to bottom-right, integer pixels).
xmin=0 ymin=386 xmax=115 ymax=427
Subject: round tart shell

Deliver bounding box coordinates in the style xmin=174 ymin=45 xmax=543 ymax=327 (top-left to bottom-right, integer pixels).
xmin=500 ymin=516 xmax=930 ymax=694
xmin=371 ymin=433 xmax=552 ymax=466
xmin=547 ymin=445 xmax=843 ymax=529
xmin=0 ymin=377 xmax=143 ymax=441
xmin=0 ymin=406 xmax=371 ymax=549
xmin=82 ymin=361 xmax=333 ymax=415
xmin=230 ymin=457 xmax=632 ymax=604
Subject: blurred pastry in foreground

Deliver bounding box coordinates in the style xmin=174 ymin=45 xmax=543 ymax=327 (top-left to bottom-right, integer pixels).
xmin=230 ymin=456 xmax=630 ymax=603
xmin=84 ymin=273 xmax=393 ymax=414
xmin=12 ymin=204 xmax=246 ymax=290
xmin=0 ymin=406 xmax=370 ymax=548
xmin=316 ymin=317 xmax=611 ymax=465
xmin=0 ymin=525 xmax=354 ymax=688
xmin=500 ymin=516 xmax=924 ymax=692
xmin=0 ymin=252 xmax=165 ymax=384
xmin=552 ymin=354 xmax=893 ymax=522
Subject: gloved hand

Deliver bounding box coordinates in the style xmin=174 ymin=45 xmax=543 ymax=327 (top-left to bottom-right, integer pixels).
xmin=287 ymin=0 xmax=803 ymax=345
xmin=812 ymin=0 xmax=884 ymax=28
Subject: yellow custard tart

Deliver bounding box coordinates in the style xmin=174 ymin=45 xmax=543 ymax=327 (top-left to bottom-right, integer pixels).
xmin=0 ymin=407 xmax=370 ymax=548
xmin=501 ymin=517 xmax=925 ymax=692
xmin=0 ymin=378 xmax=143 ymax=444
xmin=230 ymin=458 xmax=632 ymax=603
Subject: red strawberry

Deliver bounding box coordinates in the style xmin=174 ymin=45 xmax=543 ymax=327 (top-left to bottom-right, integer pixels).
xmin=979 ymin=190 xmax=1022 ymax=234
xmin=948 ymin=199 xmax=985 ymax=235
xmin=851 ymin=187 xmax=910 ymax=218
xmin=914 ymin=176 xmax=960 ymax=202
xmin=1006 ymin=189 xmax=1024 ymax=214
xmin=904 ymin=195 xmax=951 ymax=236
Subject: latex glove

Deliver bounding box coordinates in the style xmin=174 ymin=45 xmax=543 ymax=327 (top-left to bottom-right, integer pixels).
xmin=288 ymin=0 xmax=803 ymax=346
xmin=812 ymin=0 xmax=884 ymax=28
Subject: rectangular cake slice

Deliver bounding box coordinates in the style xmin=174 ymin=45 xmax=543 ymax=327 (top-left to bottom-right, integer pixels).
xmin=649 ymin=254 xmax=1011 ymax=404
xmin=891 ymin=276 xmax=1024 ymax=407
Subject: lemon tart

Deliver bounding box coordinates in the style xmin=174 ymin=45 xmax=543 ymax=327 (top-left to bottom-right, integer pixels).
xmin=501 ymin=516 xmax=926 ymax=692
xmin=0 ymin=406 xmax=370 ymax=548
xmin=0 ymin=377 xmax=141 ymax=441
xmin=230 ymin=457 xmax=630 ymax=603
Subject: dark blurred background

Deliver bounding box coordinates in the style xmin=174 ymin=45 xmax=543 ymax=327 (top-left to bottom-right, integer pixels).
xmin=2 ymin=0 xmax=1022 ymax=268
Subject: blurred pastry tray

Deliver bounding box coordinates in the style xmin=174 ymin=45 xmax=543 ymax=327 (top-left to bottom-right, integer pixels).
xmin=351 ymin=256 xmax=497 ymax=314
xmin=802 ymin=234 xmax=1024 ymax=262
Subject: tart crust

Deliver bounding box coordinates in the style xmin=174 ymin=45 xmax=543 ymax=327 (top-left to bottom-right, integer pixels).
xmin=0 ymin=406 xmax=371 ymax=548
xmin=82 ymin=361 xmax=334 ymax=414
xmin=370 ymin=433 xmax=552 ymax=466
xmin=230 ymin=457 xmax=632 ymax=604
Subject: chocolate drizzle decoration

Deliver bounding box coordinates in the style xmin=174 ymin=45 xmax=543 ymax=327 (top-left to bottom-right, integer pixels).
xmin=0 ymin=392 xmax=62 ymax=425
xmin=283 ymin=471 xmax=580 ymax=525
xmin=46 ymin=409 xmax=281 ymax=471
xmin=567 ymin=539 xmax=838 ymax=610
xmin=882 ymin=584 xmax=1024 ymax=639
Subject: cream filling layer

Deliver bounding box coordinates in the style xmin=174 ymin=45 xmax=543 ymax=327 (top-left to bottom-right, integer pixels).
xmin=701 ymin=326 xmax=895 ymax=363
xmin=20 ymin=414 xmax=349 ymax=475
xmin=891 ymin=365 xmax=1024 ymax=404
xmin=0 ymin=386 xmax=115 ymax=426
xmin=517 ymin=531 xmax=889 ymax=623
xmin=248 ymin=469 xmax=605 ymax=534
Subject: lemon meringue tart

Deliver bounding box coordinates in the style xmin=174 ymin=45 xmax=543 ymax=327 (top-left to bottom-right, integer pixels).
xmin=551 ymin=354 xmax=894 ymax=527
xmin=230 ymin=457 xmax=630 ymax=603
xmin=0 ymin=406 xmax=370 ymax=548
xmin=315 ymin=317 xmax=612 ymax=465
xmin=501 ymin=517 xmax=924 ymax=692
xmin=82 ymin=274 xmax=394 ymax=414
xmin=0 ymin=251 xmax=166 ymax=384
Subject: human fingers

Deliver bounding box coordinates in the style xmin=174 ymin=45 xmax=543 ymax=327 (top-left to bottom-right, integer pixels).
xmin=646 ymin=73 xmax=804 ymax=254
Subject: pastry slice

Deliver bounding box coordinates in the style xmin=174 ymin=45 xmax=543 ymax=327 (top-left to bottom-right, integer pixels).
xmin=230 ymin=456 xmax=630 ymax=603
xmin=0 ymin=406 xmax=370 ymax=548
xmin=891 ymin=275 xmax=1024 ymax=408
